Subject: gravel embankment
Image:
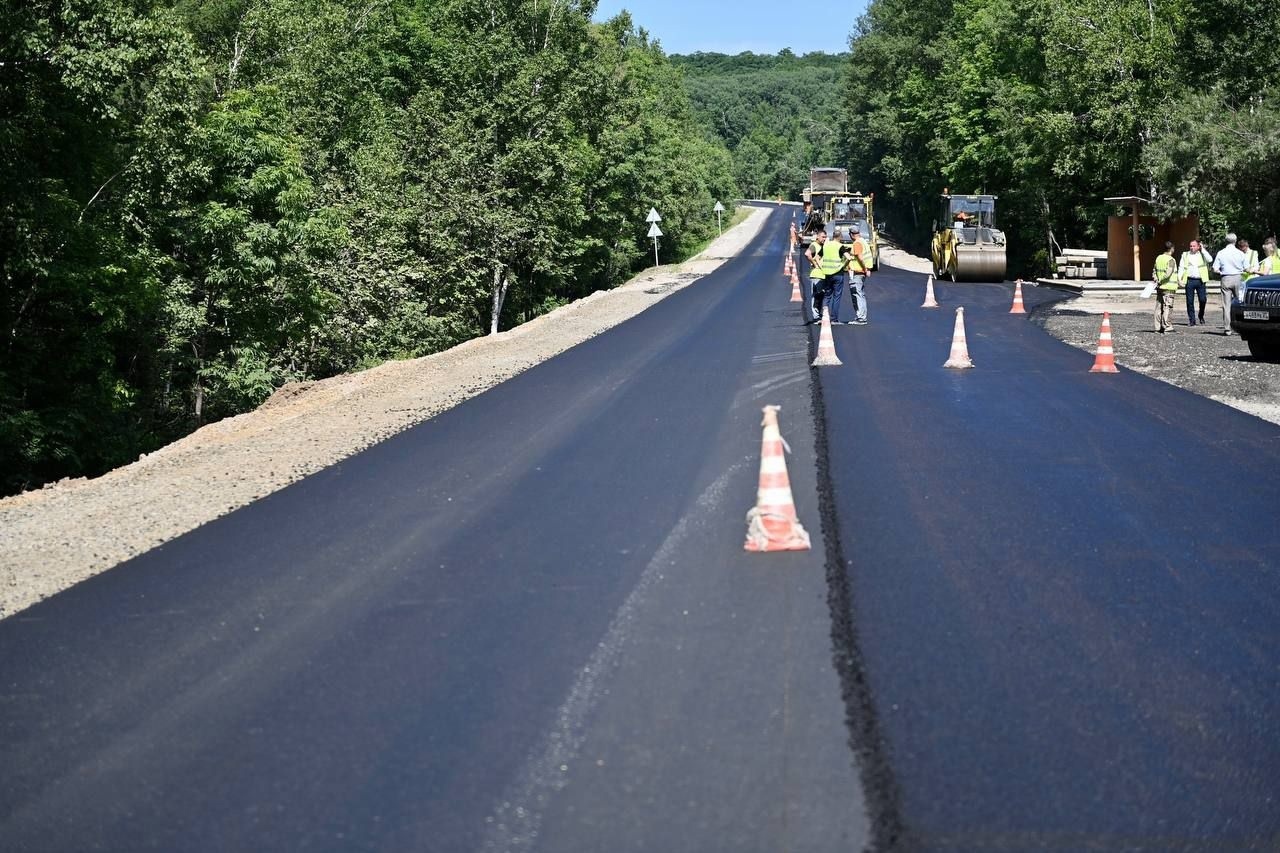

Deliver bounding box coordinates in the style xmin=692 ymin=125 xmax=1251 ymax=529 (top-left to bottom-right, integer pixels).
xmin=1031 ymin=292 xmax=1280 ymax=425
xmin=0 ymin=208 xmax=771 ymax=620
xmin=9 ymin=227 xmax=1276 ymax=620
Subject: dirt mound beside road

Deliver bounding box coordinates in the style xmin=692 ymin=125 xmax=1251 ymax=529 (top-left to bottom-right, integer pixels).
xmin=0 ymin=209 xmax=771 ymax=620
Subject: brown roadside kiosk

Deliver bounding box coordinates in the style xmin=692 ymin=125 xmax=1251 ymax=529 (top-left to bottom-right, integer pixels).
xmin=1105 ymin=196 xmax=1200 ymax=282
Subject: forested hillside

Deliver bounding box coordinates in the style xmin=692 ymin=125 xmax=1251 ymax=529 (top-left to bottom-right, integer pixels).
xmin=843 ymin=0 xmax=1280 ymax=271
xmin=0 ymin=0 xmax=736 ymax=495
xmin=672 ymin=51 xmax=848 ymax=200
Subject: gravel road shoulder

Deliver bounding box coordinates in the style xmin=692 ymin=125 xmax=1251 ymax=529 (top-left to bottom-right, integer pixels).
xmin=0 ymin=208 xmax=771 ymax=620
xmin=1031 ymin=291 xmax=1280 ymax=426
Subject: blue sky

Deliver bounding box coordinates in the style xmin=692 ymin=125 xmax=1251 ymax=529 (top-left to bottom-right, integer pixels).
xmin=591 ymin=1 xmax=865 ymax=56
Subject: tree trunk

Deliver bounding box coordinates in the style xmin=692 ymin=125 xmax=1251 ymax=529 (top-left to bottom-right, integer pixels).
xmin=490 ymin=266 xmax=510 ymax=335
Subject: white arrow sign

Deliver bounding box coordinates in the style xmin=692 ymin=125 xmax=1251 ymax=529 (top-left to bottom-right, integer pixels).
xmin=647 ymin=222 xmax=663 ymax=238
xmin=646 ymin=207 xmax=662 ymax=223
xmin=713 ymin=201 xmax=725 ymax=212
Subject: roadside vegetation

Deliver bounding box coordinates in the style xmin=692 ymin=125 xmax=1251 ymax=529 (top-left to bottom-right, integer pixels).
xmin=672 ymin=50 xmax=846 ymax=200
xmin=0 ymin=0 xmax=736 ymax=495
xmin=841 ymin=0 xmax=1280 ymax=272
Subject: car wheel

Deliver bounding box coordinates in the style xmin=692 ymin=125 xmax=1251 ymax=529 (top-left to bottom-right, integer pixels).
xmin=1247 ymin=338 xmax=1280 ymax=362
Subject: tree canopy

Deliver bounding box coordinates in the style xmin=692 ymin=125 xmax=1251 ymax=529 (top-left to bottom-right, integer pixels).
xmin=0 ymin=0 xmax=736 ymax=495
xmin=671 ymin=51 xmax=849 ymax=199
xmin=842 ymin=0 xmax=1280 ymax=270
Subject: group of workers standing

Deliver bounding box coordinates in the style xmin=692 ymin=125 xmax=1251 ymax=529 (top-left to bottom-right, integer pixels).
xmin=1152 ymin=233 xmax=1278 ymax=334
xmin=801 ymin=227 xmax=873 ymax=325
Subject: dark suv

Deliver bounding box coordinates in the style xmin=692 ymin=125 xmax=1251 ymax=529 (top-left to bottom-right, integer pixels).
xmin=1231 ymin=273 xmax=1280 ymax=361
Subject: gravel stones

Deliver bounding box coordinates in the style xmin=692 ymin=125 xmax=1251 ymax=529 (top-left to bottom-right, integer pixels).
xmin=1033 ymin=294 xmax=1280 ymax=425
xmin=0 ymin=210 xmax=771 ymax=620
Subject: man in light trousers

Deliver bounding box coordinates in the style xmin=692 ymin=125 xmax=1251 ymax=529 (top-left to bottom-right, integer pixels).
xmin=1212 ymin=233 xmax=1247 ymax=335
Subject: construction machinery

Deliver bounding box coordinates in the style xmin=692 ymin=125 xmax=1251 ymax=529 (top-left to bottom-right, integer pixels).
xmin=931 ymin=192 xmax=1007 ymax=281
xmin=826 ymin=192 xmax=879 ymax=270
xmin=799 ymin=167 xmax=848 ymax=247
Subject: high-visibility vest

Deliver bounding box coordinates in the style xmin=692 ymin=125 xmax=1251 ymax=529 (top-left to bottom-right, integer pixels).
xmin=1242 ymin=248 xmax=1259 ymax=282
xmin=820 ymin=239 xmax=845 ymax=276
xmin=1179 ymin=250 xmax=1210 ymax=284
xmin=808 ymin=240 xmax=829 ymax=278
xmin=848 ymin=238 xmax=870 ymax=274
xmin=1262 ymin=253 xmax=1279 ymax=276
xmin=1154 ymin=253 xmax=1177 ymax=290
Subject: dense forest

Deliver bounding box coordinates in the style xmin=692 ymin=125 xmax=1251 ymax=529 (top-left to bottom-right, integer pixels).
xmin=842 ymin=0 xmax=1280 ymax=270
xmin=0 ymin=0 xmax=736 ymax=495
xmin=672 ymin=50 xmax=846 ymax=200
xmin=7 ymin=2 xmax=1278 ymax=496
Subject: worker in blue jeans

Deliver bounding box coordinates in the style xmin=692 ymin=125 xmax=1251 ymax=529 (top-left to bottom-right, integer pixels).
xmin=1179 ymin=238 xmax=1212 ymax=326
xmin=806 ymin=230 xmax=845 ymax=323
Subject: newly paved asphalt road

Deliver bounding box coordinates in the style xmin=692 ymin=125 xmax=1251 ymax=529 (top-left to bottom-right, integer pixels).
xmin=0 ymin=206 xmax=869 ymax=852
xmin=3 ymin=208 xmax=1279 ymax=852
xmin=814 ymin=260 xmax=1280 ymax=849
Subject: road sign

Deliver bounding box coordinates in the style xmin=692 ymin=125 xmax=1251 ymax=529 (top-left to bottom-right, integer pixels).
xmin=647 ymin=222 xmax=662 ymax=266
xmin=713 ymin=201 xmax=724 ymax=235
xmin=646 ymin=207 xmax=662 ymax=223
xmin=713 ymin=202 xmax=725 ymax=212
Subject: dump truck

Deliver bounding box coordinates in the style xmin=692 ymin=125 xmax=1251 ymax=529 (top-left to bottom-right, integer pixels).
xmin=931 ymin=192 xmax=1007 ymax=281
xmin=799 ymin=167 xmax=848 ymax=247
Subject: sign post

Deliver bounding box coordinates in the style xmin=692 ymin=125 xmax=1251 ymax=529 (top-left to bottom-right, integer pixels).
xmin=645 ymin=208 xmax=662 ymax=266
xmin=713 ymin=201 xmax=725 ymax=235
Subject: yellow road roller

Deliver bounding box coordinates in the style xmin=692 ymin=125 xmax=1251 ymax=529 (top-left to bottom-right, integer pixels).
xmin=931 ymin=193 xmax=1007 ymax=282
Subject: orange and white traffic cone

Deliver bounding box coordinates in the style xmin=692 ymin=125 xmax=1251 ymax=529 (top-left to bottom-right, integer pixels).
xmin=921 ymin=273 xmax=939 ymax=308
xmin=1089 ymin=312 xmax=1120 ymax=373
xmin=789 ymin=268 xmax=803 ymax=303
xmin=744 ymin=405 xmax=811 ymax=553
xmin=783 ymin=253 xmax=794 ymax=278
xmin=812 ymin=306 xmax=842 ymax=366
xmin=943 ymin=306 xmax=974 ymax=369
xmin=1009 ymin=279 xmax=1026 ymax=314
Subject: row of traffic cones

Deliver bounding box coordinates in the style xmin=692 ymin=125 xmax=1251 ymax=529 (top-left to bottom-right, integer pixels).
xmin=923 ymin=275 xmax=1025 ymax=313
xmin=923 ymin=275 xmax=1116 ymax=372
xmin=749 ymin=260 xmax=1116 ymax=554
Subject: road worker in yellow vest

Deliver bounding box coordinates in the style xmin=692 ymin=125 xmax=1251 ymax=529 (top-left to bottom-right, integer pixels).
xmin=1152 ymin=241 xmax=1178 ymax=333
xmin=1240 ymin=238 xmax=1259 ymax=286
xmin=806 ymin=229 xmax=847 ymax=323
xmin=1260 ymin=238 xmax=1279 ymax=276
xmin=804 ymin=231 xmax=831 ymax=324
xmin=1178 ymin=238 xmax=1213 ymax=326
xmin=846 ymin=227 xmax=872 ymax=325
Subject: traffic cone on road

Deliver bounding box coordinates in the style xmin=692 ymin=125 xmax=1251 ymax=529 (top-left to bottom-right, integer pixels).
xmin=744 ymin=405 xmax=811 ymax=553
xmin=789 ymin=268 xmax=803 ymax=303
xmin=812 ymin=307 xmax=842 ymax=366
xmin=1089 ymin=312 xmax=1120 ymax=373
xmin=1009 ymin=279 xmax=1027 ymax=314
xmin=783 ymin=253 xmax=794 ymax=278
xmin=921 ymin=273 xmax=939 ymax=308
xmin=943 ymin=307 xmax=975 ymax=369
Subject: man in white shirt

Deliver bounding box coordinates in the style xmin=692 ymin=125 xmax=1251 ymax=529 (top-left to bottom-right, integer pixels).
xmin=1213 ymin=233 xmax=1247 ymax=335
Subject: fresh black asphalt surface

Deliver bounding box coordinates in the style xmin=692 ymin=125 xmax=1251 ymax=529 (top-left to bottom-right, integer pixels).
xmin=813 ymin=254 xmax=1280 ymax=849
xmin=3 ymin=207 xmax=1280 ymax=851
xmin=0 ymin=206 xmax=866 ymax=852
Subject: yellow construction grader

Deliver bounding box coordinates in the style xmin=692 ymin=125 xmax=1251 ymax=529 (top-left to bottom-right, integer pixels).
xmin=931 ymin=192 xmax=1007 ymax=281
